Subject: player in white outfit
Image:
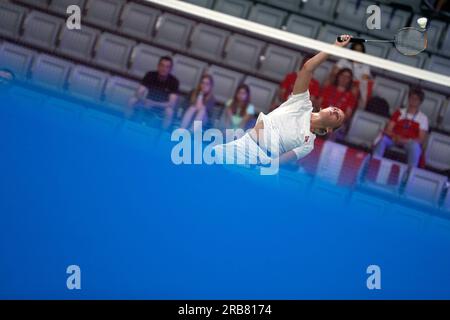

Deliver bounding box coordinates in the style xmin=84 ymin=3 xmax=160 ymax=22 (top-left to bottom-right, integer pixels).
xmin=213 ymin=35 xmax=352 ymax=168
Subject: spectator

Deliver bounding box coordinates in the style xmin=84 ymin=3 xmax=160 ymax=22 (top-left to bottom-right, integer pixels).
xmin=270 ymin=53 xmax=320 ymax=111
xmin=128 ymin=56 xmax=179 ymax=130
xmin=0 ymin=68 xmax=15 ymax=90
xmin=327 ymin=42 xmax=372 ymax=106
xmin=373 ymin=87 xmax=429 ymax=168
xmin=319 ymin=67 xmax=357 ymax=121
xmin=222 ymin=84 xmax=255 ymax=131
xmin=180 ymin=74 xmax=216 ymax=131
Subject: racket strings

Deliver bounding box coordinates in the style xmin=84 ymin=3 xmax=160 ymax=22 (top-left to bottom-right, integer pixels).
xmin=394 ymin=29 xmax=426 ymax=56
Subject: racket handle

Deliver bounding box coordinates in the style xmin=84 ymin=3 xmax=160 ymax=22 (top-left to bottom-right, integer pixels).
xmin=336 ymin=36 xmax=366 ymax=43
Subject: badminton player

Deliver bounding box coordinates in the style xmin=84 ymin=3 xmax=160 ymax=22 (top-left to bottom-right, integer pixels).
xmin=213 ymin=35 xmax=352 ymax=167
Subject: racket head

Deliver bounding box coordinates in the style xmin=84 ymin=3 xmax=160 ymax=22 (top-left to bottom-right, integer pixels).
xmin=394 ymin=27 xmax=428 ymax=56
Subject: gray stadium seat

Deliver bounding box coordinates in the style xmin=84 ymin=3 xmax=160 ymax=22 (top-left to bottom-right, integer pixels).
xmin=172 ymin=54 xmax=208 ymax=93
xmin=57 ymin=25 xmax=100 ymax=62
xmin=259 ymin=45 xmax=300 ymax=82
xmin=93 ymin=33 xmax=135 ymax=73
xmin=213 ymin=0 xmax=252 ymax=18
xmin=424 ymin=55 xmax=450 ymax=77
xmin=67 ymin=65 xmax=108 ymax=101
xmin=367 ymin=7 xmax=410 ymax=39
xmin=334 ymin=0 xmax=369 ymax=33
xmin=360 ymin=37 xmax=390 ymax=59
xmin=317 ymin=25 xmax=352 ymax=44
xmin=439 ymin=99 xmax=450 ymax=133
xmin=129 ymin=44 xmax=171 ymax=79
xmin=425 ymin=132 xmax=450 ymax=172
xmin=0 ymin=42 xmax=35 ymax=80
xmin=153 ymin=13 xmax=195 ymax=51
xmin=30 ymin=54 xmax=73 ymax=90
xmin=248 ymin=4 xmax=287 ymax=29
xmin=206 ymin=65 xmax=244 ymax=104
xmin=372 ymin=76 xmax=409 ymax=113
xmin=0 ymin=2 xmax=28 ymax=41
xmin=189 ymin=23 xmax=230 ymax=61
xmin=403 ymin=168 xmax=447 ymax=206
xmin=440 ymin=27 xmax=450 ymax=58
xmin=262 ymin=0 xmax=302 ymax=13
xmin=313 ymin=60 xmax=334 ymax=85
xmin=410 ymin=14 xmax=446 ymax=53
xmin=104 ymin=76 xmax=140 ymax=110
xmin=285 ymin=14 xmax=322 ymax=39
xmin=402 ymin=90 xmax=445 ymax=128
xmin=224 ymin=34 xmax=265 ymax=72
xmin=183 ymin=0 xmax=215 ymax=8
xmin=119 ymin=2 xmax=160 ymax=41
xmin=243 ymin=76 xmax=278 ymax=113
xmin=300 ymin=0 xmax=338 ymax=22
xmin=15 ymin=0 xmax=49 ymax=8
xmin=345 ymin=110 xmax=388 ymax=148
xmin=84 ymin=0 xmax=124 ymax=30
xmin=387 ymin=48 xmax=426 ymax=69
xmin=48 ymin=0 xmax=86 ymax=14
xmin=22 ymin=11 xmax=63 ymax=50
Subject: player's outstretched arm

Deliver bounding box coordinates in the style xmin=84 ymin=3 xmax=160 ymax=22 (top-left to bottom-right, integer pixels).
xmin=292 ymin=35 xmax=352 ymax=95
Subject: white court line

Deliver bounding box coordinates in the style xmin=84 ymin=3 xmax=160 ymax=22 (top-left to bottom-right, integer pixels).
xmin=146 ymin=0 xmax=450 ymax=89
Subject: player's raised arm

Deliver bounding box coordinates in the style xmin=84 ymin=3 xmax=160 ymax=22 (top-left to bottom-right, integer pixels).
xmin=292 ymin=35 xmax=352 ymax=95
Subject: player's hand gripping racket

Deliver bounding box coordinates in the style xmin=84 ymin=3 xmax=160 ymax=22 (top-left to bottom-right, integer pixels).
xmin=337 ymin=18 xmax=428 ymax=56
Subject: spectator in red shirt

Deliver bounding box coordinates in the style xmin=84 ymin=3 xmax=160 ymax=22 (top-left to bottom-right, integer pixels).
xmin=270 ymin=54 xmax=320 ymax=111
xmin=373 ymin=87 xmax=429 ymax=167
xmin=319 ymin=67 xmax=357 ymax=121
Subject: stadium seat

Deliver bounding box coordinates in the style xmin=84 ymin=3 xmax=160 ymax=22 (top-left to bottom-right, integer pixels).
xmin=67 ymin=65 xmax=109 ymax=101
xmin=424 ymin=55 xmax=450 ymax=77
xmin=440 ymin=27 xmax=450 ymax=58
xmin=243 ymin=76 xmax=278 ymax=113
xmin=206 ymin=65 xmax=244 ymax=104
xmin=334 ymin=0 xmax=369 ymax=33
xmin=119 ymin=2 xmax=160 ymax=41
xmin=15 ymin=0 xmax=49 ymax=9
xmin=0 ymin=42 xmax=35 ymax=80
xmin=387 ymin=48 xmax=426 ymax=69
xmin=93 ymin=33 xmax=136 ymax=73
xmin=248 ymin=4 xmax=287 ymax=29
xmin=213 ymin=0 xmax=252 ymax=18
xmin=372 ymin=76 xmax=409 ymax=113
xmin=444 ymin=189 xmax=450 ymax=212
xmin=439 ymin=99 xmax=450 ymax=133
xmin=317 ymin=25 xmax=352 ymax=44
xmin=57 ymin=25 xmax=100 ymax=62
xmin=345 ymin=110 xmax=388 ymax=149
xmin=104 ymin=76 xmax=140 ymax=110
xmin=189 ymin=23 xmax=230 ymax=61
xmin=48 ymin=0 xmax=86 ymax=14
xmin=224 ymin=34 xmax=265 ymax=72
xmin=0 ymin=2 xmax=28 ymax=41
xmin=312 ymin=60 xmax=334 ymax=85
xmin=21 ymin=11 xmax=63 ymax=50
xmin=285 ymin=14 xmax=322 ymax=39
xmin=258 ymin=44 xmax=300 ymax=82
xmin=300 ymin=0 xmax=338 ymax=22
xmin=410 ymin=14 xmax=446 ymax=53
xmin=84 ymin=0 xmax=124 ymax=30
xmin=402 ymin=89 xmax=445 ymax=128
xmin=153 ymin=13 xmax=195 ymax=51
xmin=262 ymin=0 xmax=302 ymax=13
xmin=183 ymin=0 xmax=215 ymax=8
xmin=354 ymin=33 xmax=389 ymax=58
xmin=425 ymin=132 xmax=450 ymax=172
xmin=129 ymin=44 xmax=171 ymax=79
xmin=172 ymin=54 xmax=208 ymax=93
xmin=30 ymin=54 xmax=73 ymax=90
xmin=403 ymin=168 xmax=447 ymax=206
xmin=367 ymin=6 xmax=410 ymax=39
xmin=362 ymin=156 xmax=408 ymax=193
